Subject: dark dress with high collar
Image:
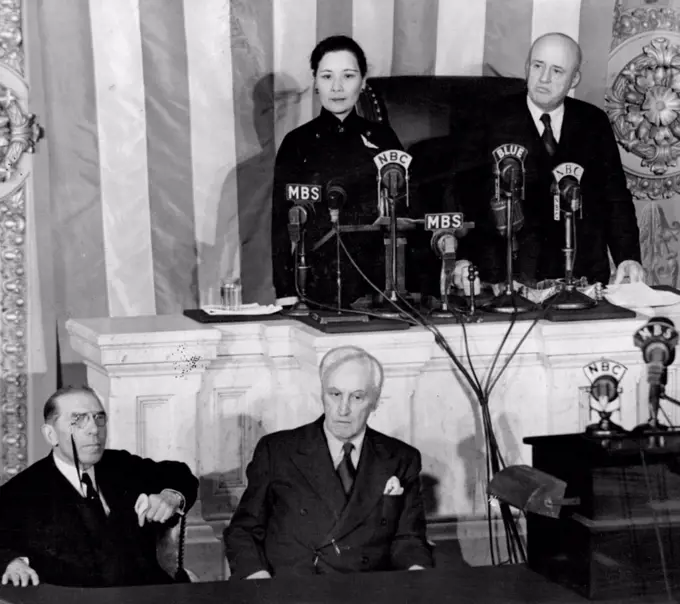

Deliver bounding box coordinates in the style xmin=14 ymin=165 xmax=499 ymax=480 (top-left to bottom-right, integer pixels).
xmin=271 ymin=108 xmax=404 ymax=306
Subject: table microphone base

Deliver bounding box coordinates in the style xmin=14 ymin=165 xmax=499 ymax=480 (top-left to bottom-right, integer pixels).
xmin=544 ymin=286 xmax=595 ymax=311
xmin=585 ymin=417 xmax=627 ymax=438
xmin=371 ymin=291 xmax=416 ymax=319
xmin=631 ymin=419 xmax=670 ymax=435
xmin=285 ymin=301 xmax=311 ymax=317
xmin=483 ymin=291 xmax=534 ymax=314
xmin=429 ymin=307 xmax=456 ymax=319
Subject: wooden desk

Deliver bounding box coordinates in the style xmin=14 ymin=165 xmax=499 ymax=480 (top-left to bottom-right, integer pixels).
xmin=525 ymin=432 xmax=680 ymax=600
xmin=0 ymin=565 xmax=667 ymax=604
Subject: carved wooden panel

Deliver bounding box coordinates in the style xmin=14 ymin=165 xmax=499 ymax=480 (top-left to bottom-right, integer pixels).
xmin=0 ymin=1 xmax=44 ymax=483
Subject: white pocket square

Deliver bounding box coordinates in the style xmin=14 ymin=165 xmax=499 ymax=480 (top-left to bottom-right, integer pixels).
xmin=383 ymin=476 xmax=404 ymax=496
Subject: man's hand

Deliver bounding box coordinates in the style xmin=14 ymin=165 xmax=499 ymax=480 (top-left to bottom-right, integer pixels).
xmin=2 ymin=558 xmax=39 ymax=587
xmin=613 ymin=260 xmax=644 ymax=285
xmin=135 ymin=490 xmax=183 ymax=527
xmin=245 ymin=570 xmax=272 ymax=580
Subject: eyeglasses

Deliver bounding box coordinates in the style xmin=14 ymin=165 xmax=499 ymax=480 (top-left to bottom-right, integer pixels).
xmin=69 ymin=412 xmax=108 ymax=429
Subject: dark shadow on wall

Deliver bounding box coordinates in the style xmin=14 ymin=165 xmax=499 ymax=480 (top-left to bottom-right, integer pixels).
xmin=200 ymin=72 xmax=305 ymax=306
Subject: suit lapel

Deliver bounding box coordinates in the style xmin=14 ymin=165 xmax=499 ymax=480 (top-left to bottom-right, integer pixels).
xmin=323 ymin=428 xmax=398 ymax=545
xmin=290 ymin=419 xmax=347 ymax=520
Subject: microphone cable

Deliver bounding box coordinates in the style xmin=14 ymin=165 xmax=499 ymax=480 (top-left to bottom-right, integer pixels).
xmin=337 ymin=231 xmax=526 ymax=564
xmin=290 ymin=244 xmax=415 ymax=325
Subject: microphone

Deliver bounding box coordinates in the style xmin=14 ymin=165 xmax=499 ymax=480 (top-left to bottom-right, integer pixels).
xmin=491 ymin=146 xmax=527 ymax=253
xmin=552 ymin=163 xmax=584 ymax=220
xmin=288 ymin=206 xmax=307 ymax=249
xmin=633 ymin=317 xmax=679 ymax=430
xmin=582 ymin=358 xmax=627 ymax=436
xmin=373 ymin=150 xmax=413 ymax=214
xmin=383 ymin=165 xmax=405 ymax=200
xmin=560 ymin=179 xmax=581 ymax=214
xmin=326 ymin=180 xmax=347 ymax=224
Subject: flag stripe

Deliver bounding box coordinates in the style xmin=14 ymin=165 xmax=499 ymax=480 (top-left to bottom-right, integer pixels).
xmin=392 ymin=0 xmax=439 ymax=76
xmin=483 ymin=0 xmax=533 ymax=78
xmin=273 ymin=0 xmax=317 ymax=150
xmin=184 ymin=0 xmax=239 ymax=303
xmin=313 ymin=0 xmax=353 ymax=116
xmin=576 ymin=0 xmax=617 ymax=108
xmin=317 ymin=0 xmax=353 ymax=39
xmin=38 ymin=0 xmax=109 ymax=337
xmin=229 ymin=0 xmax=277 ymax=304
xmin=531 ymin=0 xmax=582 ymax=43
xmin=88 ymin=0 xmax=155 ymax=317
xmin=531 ymin=0 xmax=583 ymax=99
xmin=435 ymin=0 xmax=487 ymax=76
xmin=352 ymin=0 xmax=395 ymax=78
xmin=139 ymin=0 xmax=198 ymax=313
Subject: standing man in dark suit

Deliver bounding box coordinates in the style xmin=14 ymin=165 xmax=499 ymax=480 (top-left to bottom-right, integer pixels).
xmin=453 ymin=33 xmax=642 ymax=286
xmin=225 ymin=345 xmax=433 ymax=579
xmin=0 ymin=385 xmax=198 ymax=587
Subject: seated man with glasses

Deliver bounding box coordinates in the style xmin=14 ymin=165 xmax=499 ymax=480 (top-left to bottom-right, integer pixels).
xmin=0 ymin=385 xmax=198 ymax=588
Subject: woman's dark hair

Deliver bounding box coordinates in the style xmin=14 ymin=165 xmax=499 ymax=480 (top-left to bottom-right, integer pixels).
xmin=310 ymin=35 xmax=368 ymax=77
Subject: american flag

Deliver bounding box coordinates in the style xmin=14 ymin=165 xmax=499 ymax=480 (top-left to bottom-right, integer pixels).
xmin=37 ymin=0 xmax=615 ymax=362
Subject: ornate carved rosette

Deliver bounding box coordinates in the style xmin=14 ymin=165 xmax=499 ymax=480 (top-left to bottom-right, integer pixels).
xmin=607 ymin=2 xmax=680 ymax=286
xmin=0 ymin=185 xmax=26 ymax=480
xmin=606 ymin=36 xmax=680 ymax=198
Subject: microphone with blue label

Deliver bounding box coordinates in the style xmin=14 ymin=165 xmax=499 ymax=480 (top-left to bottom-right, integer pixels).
xmin=483 ymin=143 xmax=534 ymax=314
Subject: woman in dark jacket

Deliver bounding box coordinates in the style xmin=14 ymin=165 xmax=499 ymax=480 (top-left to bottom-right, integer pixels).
xmin=271 ymin=35 xmax=404 ymax=308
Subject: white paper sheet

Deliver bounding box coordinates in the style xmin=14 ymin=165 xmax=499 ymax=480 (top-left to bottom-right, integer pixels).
xmin=202 ymin=303 xmax=282 ymax=316
xmin=604 ymin=282 xmax=680 ymax=309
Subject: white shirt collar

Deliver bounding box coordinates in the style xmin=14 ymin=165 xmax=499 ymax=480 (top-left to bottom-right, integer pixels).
xmin=323 ymin=422 xmax=366 ymax=469
xmin=526 ymin=95 xmax=565 ymax=143
xmin=52 ymin=451 xmax=97 ymax=497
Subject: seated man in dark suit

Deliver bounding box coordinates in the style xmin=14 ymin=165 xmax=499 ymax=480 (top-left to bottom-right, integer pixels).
xmin=0 ymin=385 xmax=198 ymax=588
xmin=225 ymin=345 xmax=433 ymax=578
xmin=452 ymin=32 xmax=642 ymax=287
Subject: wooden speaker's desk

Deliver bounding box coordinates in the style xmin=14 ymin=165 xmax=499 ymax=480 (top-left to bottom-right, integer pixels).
xmin=525 ymin=431 xmax=680 ymax=600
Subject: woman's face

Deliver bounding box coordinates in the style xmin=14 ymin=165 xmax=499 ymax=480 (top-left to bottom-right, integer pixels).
xmin=314 ymin=50 xmax=365 ymax=120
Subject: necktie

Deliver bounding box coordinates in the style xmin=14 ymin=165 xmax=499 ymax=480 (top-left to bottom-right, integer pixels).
xmin=81 ymin=472 xmax=106 ymax=518
xmin=540 ymin=113 xmax=558 ymax=156
xmin=336 ymin=442 xmax=356 ymax=496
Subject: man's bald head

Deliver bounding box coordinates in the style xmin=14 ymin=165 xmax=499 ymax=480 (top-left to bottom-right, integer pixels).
xmin=526 ymin=33 xmax=582 ymax=112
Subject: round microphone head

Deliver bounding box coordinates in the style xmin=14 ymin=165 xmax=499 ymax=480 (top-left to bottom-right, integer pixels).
xmin=558 ymin=176 xmax=581 ymax=213
xmin=499 ymin=158 xmax=521 ymax=185
xmin=590 ymin=375 xmax=618 ymax=403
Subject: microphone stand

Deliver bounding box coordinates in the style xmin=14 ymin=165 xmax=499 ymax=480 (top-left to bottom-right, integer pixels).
xmin=430 ymin=258 xmax=455 ymax=319
xmin=484 ymin=193 xmax=533 ymax=314
xmin=374 ymin=192 xmax=411 ymax=319
xmin=287 ymin=230 xmax=311 ymax=317
xmin=544 ymin=207 xmax=594 ymax=310
xmin=333 ymin=209 xmax=342 ymax=312
xmin=632 ymin=367 xmax=671 ymax=434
